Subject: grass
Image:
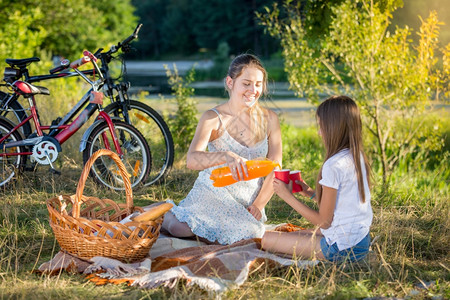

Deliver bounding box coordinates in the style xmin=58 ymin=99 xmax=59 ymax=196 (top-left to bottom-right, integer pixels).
xmin=0 ymin=125 xmax=449 ymax=299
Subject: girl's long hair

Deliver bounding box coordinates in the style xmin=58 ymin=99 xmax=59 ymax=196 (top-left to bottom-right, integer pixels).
xmin=315 ymin=95 xmax=371 ymax=204
xmin=225 ymin=54 xmax=268 ymax=142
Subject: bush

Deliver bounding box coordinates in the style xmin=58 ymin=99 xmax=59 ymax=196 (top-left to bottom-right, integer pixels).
xmin=165 ymin=65 xmax=198 ymax=155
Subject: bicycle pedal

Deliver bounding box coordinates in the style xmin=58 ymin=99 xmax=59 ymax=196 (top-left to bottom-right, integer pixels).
xmin=49 ymin=168 xmax=61 ymax=176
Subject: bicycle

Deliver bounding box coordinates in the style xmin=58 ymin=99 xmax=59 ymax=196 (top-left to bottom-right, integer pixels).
xmin=1 ymin=24 xmax=174 ymax=186
xmin=0 ymin=51 xmax=151 ymax=190
xmin=92 ymin=24 xmax=174 ymax=186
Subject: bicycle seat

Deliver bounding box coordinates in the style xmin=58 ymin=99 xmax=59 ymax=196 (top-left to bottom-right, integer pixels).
xmin=13 ymin=81 xmax=50 ymax=96
xmin=5 ymin=57 xmax=40 ymax=68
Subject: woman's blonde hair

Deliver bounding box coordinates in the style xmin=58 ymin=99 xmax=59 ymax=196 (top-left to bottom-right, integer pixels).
xmin=315 ymin=95 xmax=371 ymax=204
xmin=225 ymin=54 xmax=268 ymax=142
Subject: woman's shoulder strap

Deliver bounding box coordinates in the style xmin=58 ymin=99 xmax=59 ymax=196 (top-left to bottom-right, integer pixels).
xmin=209 ymin=107 xmax=223 ymax=127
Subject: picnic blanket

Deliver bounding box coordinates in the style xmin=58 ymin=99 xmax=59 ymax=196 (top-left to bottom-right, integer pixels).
xmin=36 ymin=224 xmax=318 ymax=293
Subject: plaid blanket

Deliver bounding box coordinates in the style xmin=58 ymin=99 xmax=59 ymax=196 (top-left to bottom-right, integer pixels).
xmin=37 ymin=224 xmax=317 ymax=293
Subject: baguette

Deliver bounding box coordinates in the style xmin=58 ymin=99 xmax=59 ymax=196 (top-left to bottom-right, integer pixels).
xmin=132 ymin=203 xmax=174 ymax=222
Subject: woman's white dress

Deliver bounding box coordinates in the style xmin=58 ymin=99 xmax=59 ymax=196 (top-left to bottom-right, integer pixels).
xmin=168 ymin=109 xmax=268 ymax=245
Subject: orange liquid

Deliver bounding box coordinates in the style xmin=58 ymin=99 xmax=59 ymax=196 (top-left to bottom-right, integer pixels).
xmin=210 ymin=159 xmax=280 ymax=187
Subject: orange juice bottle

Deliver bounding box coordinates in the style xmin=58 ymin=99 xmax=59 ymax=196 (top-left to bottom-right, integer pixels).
xmin=210 ymin=159 xmax=280 ymax=187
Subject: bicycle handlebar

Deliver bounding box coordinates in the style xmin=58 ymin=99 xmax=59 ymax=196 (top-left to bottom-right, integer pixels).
xmin=49 ymin=59 xmax=70 ymax=74
xmin=83 ymin=50 xmax=98 ymax=63
xmin=46 ymin=24 xmax=142 ymax=75
xmin=120 ymin=24 xmax=142 ymax=48
xmin=93 ymin=24 xmax=143 ymax=59
xmin=70 ymin=56 xmax=90 ymax=69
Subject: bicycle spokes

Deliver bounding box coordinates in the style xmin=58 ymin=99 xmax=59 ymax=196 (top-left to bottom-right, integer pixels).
xmin=83 ymin=120 xmax=150 ymax=190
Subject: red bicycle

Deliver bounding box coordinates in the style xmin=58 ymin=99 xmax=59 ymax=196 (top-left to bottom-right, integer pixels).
xmin=0 ymin=51 xmax=151 ymax=190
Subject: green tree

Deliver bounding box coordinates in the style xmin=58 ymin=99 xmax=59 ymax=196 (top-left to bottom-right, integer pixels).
xmin=0 ymin=0 xmax=137 ymax=61
xmin=0 ymin=3 xmax=47 ymax=66
xmin=161 ymin=0 xmax=197 ymax=55
xmin=130 ymin=0 xmax=168 ymax=59
xmin=190 ymin=0 xmax=277 ymax=56
xmin=131 ymin=0 xmax=281 ymax=58
xmin=259 ymin=0 xmax=450 ymax=186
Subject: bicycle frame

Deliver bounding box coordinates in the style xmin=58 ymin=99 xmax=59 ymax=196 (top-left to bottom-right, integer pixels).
xmin=0 ymin=77 xmax=123 ymax=160
xmin=0 ymin=69 xmax=94 ymax=128
xmin=0 ymin=97 xmax=121 ymax=155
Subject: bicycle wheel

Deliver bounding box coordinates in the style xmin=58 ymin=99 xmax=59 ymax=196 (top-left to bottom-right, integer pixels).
xmin=0 ymin=91 xmax=32 ymax=137
xmin=82 ymin=120 xmax=151 ymax=190
xmin=104 ymin=100 xmax=174 ymax=185
xmin=0 ymin=117 xmax=26 ymax=188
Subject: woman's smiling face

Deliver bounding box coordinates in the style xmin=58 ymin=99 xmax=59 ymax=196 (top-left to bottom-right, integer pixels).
xmin=227 ymin=66 xmax=264 ymax=108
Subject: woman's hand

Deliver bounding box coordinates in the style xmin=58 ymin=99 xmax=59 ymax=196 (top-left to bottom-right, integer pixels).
xmin=247 ymin=205 xmax=262 ymax=221
xmin=273 ymin=178 xmax=293 ymax=201
xmin=225 ymin=151 xmax=248 ymax=181
xmin=296 ymin=180 xmax=315 ymax=199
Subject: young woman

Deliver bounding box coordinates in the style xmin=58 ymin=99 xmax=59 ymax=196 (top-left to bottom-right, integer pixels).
xmin=162 ymin=54 xmax=282 ymax=245
xmin=262 ymin=95 xmax=372 ymax=262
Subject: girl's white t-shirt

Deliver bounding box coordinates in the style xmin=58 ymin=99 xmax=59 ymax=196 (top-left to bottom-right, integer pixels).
xmin=319 ymin=149 xmax=372 ymax=251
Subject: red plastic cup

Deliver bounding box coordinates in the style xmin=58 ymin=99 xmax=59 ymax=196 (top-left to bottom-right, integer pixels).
xmin=290 ymin=171 xmax=303 ymax=193
xmin=274 ymin=169 xmax=290 ymax=184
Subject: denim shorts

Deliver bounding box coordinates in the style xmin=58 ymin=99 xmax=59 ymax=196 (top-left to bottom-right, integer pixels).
xmin=320 ymin=233 xmax=370 ymax=263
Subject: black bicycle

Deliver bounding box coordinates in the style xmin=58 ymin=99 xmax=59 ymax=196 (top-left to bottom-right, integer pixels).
xmin=0 ymin=24 xmax=174 ymax=186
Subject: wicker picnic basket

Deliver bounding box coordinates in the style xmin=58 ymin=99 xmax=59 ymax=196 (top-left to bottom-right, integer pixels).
xmin=47 ymin=149 xmax=162 ymax=263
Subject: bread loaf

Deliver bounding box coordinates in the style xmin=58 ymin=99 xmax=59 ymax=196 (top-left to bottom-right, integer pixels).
xmin=131 ymin=202 xmax=173 ymax=222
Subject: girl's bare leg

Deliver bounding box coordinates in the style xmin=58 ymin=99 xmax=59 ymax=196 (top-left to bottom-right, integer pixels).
xmin=261 ymin=229 xmax=325 ymax=260
xmin=162 ymin=212 xmax=195 ymax=238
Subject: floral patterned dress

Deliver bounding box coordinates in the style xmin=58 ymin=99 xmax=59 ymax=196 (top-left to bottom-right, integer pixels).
xmin=167 ymin=108 xmax=268 ymax=245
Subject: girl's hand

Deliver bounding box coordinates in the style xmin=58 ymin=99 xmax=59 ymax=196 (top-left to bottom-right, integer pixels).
xmin=247 ymin=205 xmax=262 ymax=221
xmin=225 ymin=151 xmax=248 ymax=181
xmin=296 ymin=180 xmax=315 ymax=199
xmin=273 ymin=178 xmax=293 ymax=200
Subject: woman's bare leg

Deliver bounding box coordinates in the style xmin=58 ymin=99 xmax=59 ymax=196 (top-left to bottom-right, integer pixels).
xmin=162 ymin=212 xmax=195 ymax=238
xmin=261 ymin=229 xmax=325 ymax=260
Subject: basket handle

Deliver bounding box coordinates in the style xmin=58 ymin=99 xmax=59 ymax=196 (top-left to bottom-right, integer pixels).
xmin=72 ymin=149 xmax=133 ymax=218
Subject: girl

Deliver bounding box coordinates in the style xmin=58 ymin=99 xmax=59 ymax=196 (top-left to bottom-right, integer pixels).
xmin=162 ymin=54 xmax=282 ymax=245
xmin=262 ymin=95 xmax=372 ymax=262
